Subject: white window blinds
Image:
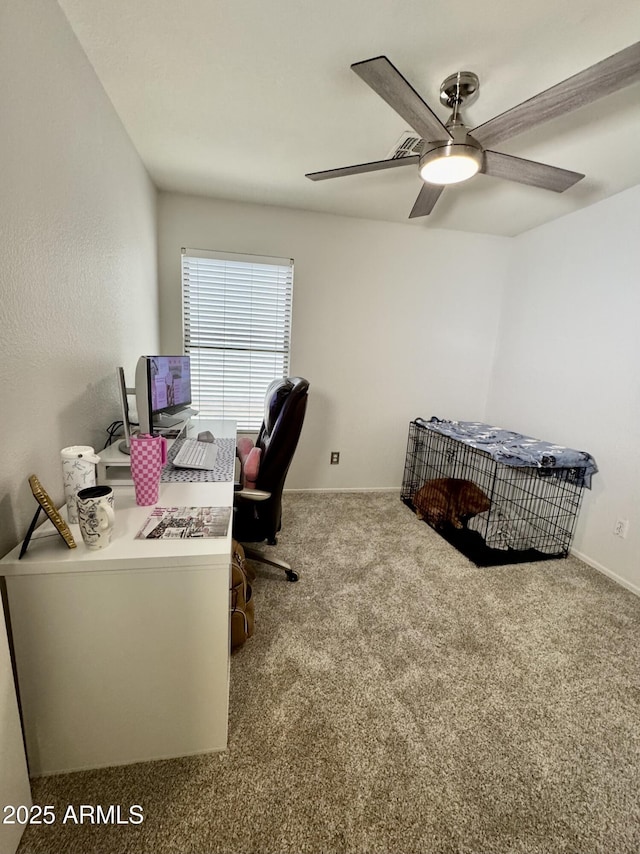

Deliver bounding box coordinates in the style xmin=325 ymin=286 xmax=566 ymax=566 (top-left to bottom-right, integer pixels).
xmin=182 ymin=248 xmax=294 ymax=431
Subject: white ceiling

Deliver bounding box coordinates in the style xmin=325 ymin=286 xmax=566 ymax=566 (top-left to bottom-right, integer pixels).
xmin=58 ymin=0 xmax=640 ymax=236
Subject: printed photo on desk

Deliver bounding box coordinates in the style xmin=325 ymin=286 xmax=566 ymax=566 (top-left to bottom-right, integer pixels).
xmin=136 ymin=506 xmax=232 ymax=539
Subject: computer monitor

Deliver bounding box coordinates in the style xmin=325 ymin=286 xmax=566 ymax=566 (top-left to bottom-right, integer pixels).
xmin=135 ymin=355 xmax=192 ymax=435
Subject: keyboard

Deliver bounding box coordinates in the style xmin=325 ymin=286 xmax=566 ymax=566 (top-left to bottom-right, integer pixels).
xmin=172 ymin=438 xmax=219 ymax=471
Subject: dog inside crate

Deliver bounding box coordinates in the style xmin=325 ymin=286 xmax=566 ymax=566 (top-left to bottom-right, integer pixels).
xmin=413 ymin=478 xmax=490 ymax=530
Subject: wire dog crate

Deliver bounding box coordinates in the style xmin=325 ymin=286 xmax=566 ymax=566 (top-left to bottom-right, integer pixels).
xmin=401 ymin=418 xmax=590 ymax=566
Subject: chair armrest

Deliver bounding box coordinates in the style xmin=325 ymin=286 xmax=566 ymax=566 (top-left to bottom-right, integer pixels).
xmin=235 ymin=489 xmax=271 ymax=502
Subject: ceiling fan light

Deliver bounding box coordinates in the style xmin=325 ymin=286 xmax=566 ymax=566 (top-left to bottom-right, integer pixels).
xmin=419 ymin=143 xmax=483 ymax=185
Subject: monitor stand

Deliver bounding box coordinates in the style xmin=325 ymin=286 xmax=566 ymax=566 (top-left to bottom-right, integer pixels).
xmin=153 ymin=407 xmax=199 ymax=429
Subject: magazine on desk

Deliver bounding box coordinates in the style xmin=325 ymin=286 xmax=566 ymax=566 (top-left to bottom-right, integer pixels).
xmin=136 ymin=506 xmax=232 ymax=540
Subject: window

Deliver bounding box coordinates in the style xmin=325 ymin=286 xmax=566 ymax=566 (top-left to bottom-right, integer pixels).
xmin=182 ymin=248 xmax=293 ymax=431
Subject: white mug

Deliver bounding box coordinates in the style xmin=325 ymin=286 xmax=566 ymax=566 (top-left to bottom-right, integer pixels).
xmin=61 ymin=445 xmax=100 ymax=523
xmin=76 ymin=486 xmax=115 ymax=550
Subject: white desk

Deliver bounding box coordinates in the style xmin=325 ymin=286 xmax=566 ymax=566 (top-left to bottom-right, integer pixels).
xmin=0 ymin=420 xmax=236 ymax=776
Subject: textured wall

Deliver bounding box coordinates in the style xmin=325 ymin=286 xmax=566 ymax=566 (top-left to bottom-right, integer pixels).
xmin=0 ymin=0 xmax=159 ymax=559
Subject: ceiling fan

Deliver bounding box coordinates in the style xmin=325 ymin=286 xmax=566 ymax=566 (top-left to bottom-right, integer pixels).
xmin=305 ymin=42 xmax=640 ymax=218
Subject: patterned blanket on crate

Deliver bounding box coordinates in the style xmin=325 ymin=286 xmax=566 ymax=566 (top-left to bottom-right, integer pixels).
xmin=420 ymin=417 xmax=598 ymax=488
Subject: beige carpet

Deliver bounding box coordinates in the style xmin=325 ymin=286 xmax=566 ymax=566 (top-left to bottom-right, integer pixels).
xmin=19 ymin=492 xmax=640 ymax=854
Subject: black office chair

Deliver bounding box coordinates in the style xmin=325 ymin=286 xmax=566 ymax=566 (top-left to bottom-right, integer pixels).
xmin=234 ymin=376 xmax=309 ymax=582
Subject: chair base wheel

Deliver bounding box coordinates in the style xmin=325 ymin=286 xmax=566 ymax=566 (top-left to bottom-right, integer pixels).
xmin=286 ymin=570 xmax=299 ymax=583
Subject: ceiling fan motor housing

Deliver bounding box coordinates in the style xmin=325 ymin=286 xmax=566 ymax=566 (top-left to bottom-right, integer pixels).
xmin=419 ymin=125 xmax=484 ymax=185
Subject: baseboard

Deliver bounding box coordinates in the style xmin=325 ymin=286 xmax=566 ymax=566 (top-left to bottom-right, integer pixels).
xmin=571 ymin=548 xmax=640 ymax=597
xmin=284 ymin=487 xmax=401 ymax=494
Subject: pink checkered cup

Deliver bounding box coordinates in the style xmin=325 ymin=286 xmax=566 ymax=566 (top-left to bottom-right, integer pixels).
xmin=129 ymin=433 xmax=168 ymax=506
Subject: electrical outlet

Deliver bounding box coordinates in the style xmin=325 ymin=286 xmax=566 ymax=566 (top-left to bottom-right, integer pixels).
xmin=613 ymin=519 xmax=629 ymax=538
xmin=330 ymin=451 xmax=340 ymax=465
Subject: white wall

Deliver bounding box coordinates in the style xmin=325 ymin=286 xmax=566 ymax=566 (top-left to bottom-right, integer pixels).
xmin=0 ymin=1 xmax=159 ymax=841
xmin=158 ymin=193 xmax=510 ymax=490
xmin=487 ymin=184 xmax=640 ymax=594
xmin=0 ymin=0 xmax=159 ymax=558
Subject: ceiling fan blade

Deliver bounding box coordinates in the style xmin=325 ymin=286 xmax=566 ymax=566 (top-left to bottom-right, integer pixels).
xmin=482 ymin=150 xmax=584 ymax=192
xmin=471 ymin=41 xmax=640 ymax=148
xmin=351 ymin=56 xmax=452 ymax=143
xmin=409 ymin=183 xmax=444 ymax=218
xmin=306 ymin=155 xmax=418 ymax=181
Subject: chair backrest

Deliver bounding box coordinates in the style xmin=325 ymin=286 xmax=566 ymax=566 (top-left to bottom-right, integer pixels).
xmin=253 ymin=376 xmax=309 ymax=540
